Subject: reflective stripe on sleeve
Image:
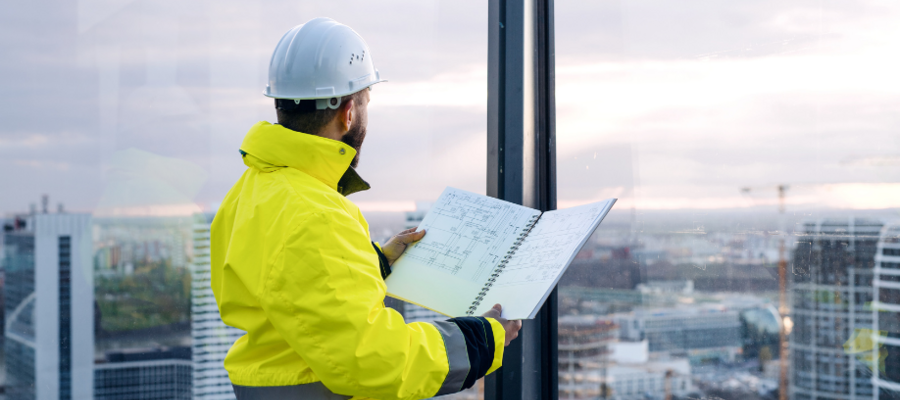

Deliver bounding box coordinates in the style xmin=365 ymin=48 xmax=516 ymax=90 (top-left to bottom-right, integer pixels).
xmin=232 ymin=382 xmax=351 ymax=400
xmin=430 ymin=320 xmax=472 ymax=396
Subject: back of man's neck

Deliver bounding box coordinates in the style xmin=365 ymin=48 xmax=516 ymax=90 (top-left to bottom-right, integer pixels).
xmin=279 ymin=121 xmax=344 ymax=142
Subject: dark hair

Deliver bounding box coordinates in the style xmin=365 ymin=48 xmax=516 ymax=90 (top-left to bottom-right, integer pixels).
xmin=275 ymin=90 xmax=366 ymax=135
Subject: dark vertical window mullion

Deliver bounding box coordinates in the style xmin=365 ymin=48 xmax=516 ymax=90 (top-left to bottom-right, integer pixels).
xmin=487 ymin=0 xmax=507 ymax=201
xmin=486 ymin=0 xmax=557 ymax=399
xmin=536 ymin=1 xmax=558 ymax=398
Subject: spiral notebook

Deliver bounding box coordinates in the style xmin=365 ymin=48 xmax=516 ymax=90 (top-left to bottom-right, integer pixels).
xmin=385 ymin=187 xmax=616 ymax=320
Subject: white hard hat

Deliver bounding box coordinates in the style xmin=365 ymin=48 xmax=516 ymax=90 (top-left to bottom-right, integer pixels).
xmin=265 ymin=18 xmax=386 ymax=110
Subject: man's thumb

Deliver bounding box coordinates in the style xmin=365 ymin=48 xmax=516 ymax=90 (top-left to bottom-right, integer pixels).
xmin=482 ymin=303 xmax=502 ymax=319
xmin=401 ymin=229 xmax=426 ymax=243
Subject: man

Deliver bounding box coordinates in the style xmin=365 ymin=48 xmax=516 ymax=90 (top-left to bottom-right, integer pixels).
xmin=211 ymin=18 xmax=522 ymax=400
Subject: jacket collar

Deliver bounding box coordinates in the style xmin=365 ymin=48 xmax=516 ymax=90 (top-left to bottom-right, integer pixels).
xmin=239 ymin=121 xmax=370 ymax=196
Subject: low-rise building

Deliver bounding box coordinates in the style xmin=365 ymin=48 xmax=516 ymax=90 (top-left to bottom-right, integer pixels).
xmin=615 ymin=306 xmax=742 ymax=365
xmin=558 ymin=315 xmax=619 ymax=399
xmin=604 ymin=358 xmax=691 ymax=400
xmin=94 ymin=347 xmax=192 ymax=400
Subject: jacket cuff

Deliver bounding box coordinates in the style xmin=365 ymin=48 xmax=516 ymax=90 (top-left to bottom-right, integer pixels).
xmin=371 ymin=242 xmax=391 ymax=279
xmin=448 ymin=317 xmax=495 ymax=390
xmin=485 ymin=317 xmax=505 ymax=374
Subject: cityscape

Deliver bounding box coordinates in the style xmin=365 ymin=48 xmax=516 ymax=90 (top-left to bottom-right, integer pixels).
xmin=3 ymin=196 xmax=894 ymax=399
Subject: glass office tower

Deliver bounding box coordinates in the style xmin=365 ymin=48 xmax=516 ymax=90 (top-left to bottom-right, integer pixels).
xmin=791 ymin=218 xmax=883 ymax=399
xmin=2 ymin=213 xmax=94 ymax=400
xmin=873 ymin=222 xmax=900 ymax=399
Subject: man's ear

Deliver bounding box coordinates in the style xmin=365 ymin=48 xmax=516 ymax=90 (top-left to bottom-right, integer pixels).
xmin=340 ymin=98 xmax=355 ymax=132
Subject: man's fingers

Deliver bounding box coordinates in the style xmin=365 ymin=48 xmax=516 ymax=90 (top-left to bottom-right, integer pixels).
xmin=399 ymin=227 xmax=417 ymax=234
xmin=504 ymin=319 xmax=522 ymax=346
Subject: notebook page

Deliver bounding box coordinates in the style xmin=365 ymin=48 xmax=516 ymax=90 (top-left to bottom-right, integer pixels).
xmin=477 ymin=198 xmax=616 ymax=319
xmin=386 ymin=187 xmax=540 ymax=317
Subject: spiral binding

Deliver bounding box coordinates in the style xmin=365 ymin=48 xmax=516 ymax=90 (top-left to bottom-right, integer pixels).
xmin=466 ymin=215 xmax=540 ymax=316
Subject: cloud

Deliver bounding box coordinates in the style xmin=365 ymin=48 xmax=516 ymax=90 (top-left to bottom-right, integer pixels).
xmin=562 ymin=183 xmax=900 ymax=211
xmin=841 ymin=155 xmax=900 ymax=167
xmin=2 ymin=0 xmax=900 ymax=215
xmin=550 ymin=2 xmax=900 ymax=211
xmin=94 ymin=148 xmax=208 ymax=216
xmin=370 ymin=67 xmax=486 ymax=109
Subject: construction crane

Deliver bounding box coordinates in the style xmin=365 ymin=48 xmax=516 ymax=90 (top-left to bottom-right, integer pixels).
xmin=664 ymin=369 xmax=674 ymax=400
xmin=740 ymin=184 xmax=790 ymax=400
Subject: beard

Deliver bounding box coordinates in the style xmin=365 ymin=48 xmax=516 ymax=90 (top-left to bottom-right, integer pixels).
xmin=341 ymin=123 xmax=367 ymax=168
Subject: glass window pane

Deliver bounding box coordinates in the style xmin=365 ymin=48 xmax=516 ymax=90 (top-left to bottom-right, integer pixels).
xmin=556 ymin=2 xmax=900 ymax=399
xmin=1 ymin=2 xmax=486 ymax=399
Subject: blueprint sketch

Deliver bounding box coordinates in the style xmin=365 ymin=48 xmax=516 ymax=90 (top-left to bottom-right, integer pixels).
xmin=399 ymin=187 xmax=540 ymax=283
xmin=495 ymin=201 xmax=611 ymax=287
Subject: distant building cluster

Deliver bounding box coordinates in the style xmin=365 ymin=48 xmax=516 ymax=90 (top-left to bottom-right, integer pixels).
xmin=1 ymin=206 xmax=240 ymax=400
xmin=92 ymin=218 xmax=191 ymax=276
xmin=5 ymin=198 xmax=900 ymax=400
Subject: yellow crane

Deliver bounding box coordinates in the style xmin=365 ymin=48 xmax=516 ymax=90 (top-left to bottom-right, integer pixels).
xmin=740 ymin=184 xmax=790 ymax=400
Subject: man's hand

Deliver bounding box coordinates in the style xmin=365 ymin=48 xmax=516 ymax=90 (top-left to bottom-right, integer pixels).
xmin=381 ymin=227 xmax=426 ymax=265
xmin=482 ymin=304 xmax=522 ymax=347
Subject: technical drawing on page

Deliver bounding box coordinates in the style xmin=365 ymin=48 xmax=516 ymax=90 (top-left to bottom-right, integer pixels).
xmin=401 ymin=189 xmax=537 ymax=283
xmin=495 ymin=205 xmax=603 ymax=287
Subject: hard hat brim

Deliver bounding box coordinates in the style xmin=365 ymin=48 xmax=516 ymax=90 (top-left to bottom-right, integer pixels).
xmin=263 ymin=79 xmax=387 ymax=100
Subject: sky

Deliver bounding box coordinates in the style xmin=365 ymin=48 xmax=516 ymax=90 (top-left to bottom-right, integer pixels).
xmin=1 ymin=0 xmax=899 ymax=219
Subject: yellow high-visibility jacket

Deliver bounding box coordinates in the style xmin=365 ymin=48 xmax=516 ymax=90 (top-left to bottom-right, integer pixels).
xmin=211 ymin=122 xmax=505 ymax=400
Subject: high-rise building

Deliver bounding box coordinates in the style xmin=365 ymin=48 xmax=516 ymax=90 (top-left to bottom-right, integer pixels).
xmin=791 ymin=218 xmax=883 ymax=399
xmin=2 ymin=213 xmax=94 ymax=400
xmin=94 ymin=347 xmax=192 ymax=400
xmin=873 ymin=222 xmax=900 ymax=399
xmin=191 ymin=214 xmax=243 ymax=400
